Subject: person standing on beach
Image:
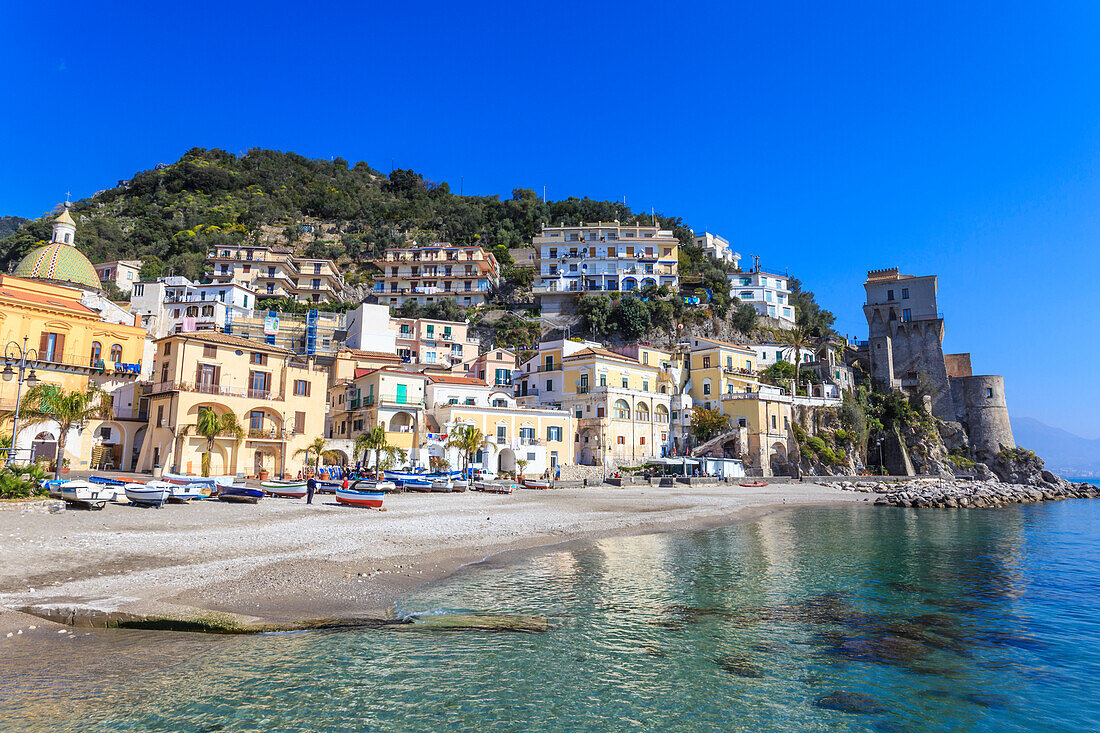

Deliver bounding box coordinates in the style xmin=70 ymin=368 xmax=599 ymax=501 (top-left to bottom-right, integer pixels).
xmin=306 ymin=476 xmax=316 ymax=505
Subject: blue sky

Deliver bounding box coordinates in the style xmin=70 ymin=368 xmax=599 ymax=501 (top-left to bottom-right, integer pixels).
xmin=2 ymin=1 xmax=1099 ymax=437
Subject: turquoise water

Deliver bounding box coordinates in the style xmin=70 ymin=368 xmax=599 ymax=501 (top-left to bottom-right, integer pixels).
xmin=4 ymin=500 xmax=1100 ymax=732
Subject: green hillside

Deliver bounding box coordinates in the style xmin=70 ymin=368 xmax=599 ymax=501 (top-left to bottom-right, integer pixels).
xmin=0 ymin=148 xmax=697 ymax=286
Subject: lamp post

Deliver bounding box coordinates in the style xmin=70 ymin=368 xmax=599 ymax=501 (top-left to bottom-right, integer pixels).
xmin=3 ymin=336 xmax=40 ymax=465
xmin=875 ymin=436 xmax=886 ymax=476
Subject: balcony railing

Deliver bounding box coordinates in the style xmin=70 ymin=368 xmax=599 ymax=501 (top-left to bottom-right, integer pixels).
xmin=247 ymin=427 xmax=288 ymax=439
xmin=143 ymin=381 xmax=284 ymax=401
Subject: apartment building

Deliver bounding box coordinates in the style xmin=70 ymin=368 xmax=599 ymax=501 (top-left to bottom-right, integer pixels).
xmin=93 ymin=259 xmax=142 ymax=293
xmin=371 ymin=244 xmax=500 ymax=308
xmin=746 ymin=342 xmax=815 ymax=370
xmin=729 ymin=267 xmax=795 ymax=325
xmin=130 ymin=277 xmax=256 ymax=338
xmin=464 ymin=348 xmax=516 ymax=388
xmin=135 ymin=332 xmax=329 ymax=478
xmin=391 ymin=316 xmax=476 ymax=367
xmin=532 ymin=223 xmax=680 ymax=316
xmin=224 ymin=308 xmax=346 ymax=357
xmin=424 ymin=375 xmax=573 ymax=476
xmin=205 ymin=244 xmax=345 ymax=303
xmin=327 ymin=367 xmax=429 ymax=465
xmin=685 ymin=336 xmax=761 ymax=412
xmin=694 ymin=232 xmax=739 ymax=266
xmin=514 ymin=340 xmax=674 ymax=466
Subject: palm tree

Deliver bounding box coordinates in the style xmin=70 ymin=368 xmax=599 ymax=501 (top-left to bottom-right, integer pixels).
xmin=354 ymin=426 xmax=405 ymax=478
xmin=777 ymin=326 xmax=814 ymax=396
xmin=180 ymin=407 xmax=245 ymax=477
xmin=445 ymin=425 xmax=491 ymax=477
xmin=17 ymin=383 xmax=109 ymax=479
xmin=294 ymin=436 xmax=341 ymax=476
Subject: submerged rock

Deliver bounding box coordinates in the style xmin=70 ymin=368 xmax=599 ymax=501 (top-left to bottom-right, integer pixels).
xmin=714 ymin=653 xmax=764 ymax=678
xmin=392 ymin=613 xmax=550 ymax=633
xmin=813 ymin=691 xmax=885 ymax=715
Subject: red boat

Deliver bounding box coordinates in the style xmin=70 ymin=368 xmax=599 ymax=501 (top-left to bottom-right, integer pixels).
xmin=739 ymin=481 xmax=768 ymax=487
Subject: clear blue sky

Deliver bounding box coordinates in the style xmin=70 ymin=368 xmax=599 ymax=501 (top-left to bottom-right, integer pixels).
xmin=2 ymin=1 xmax=1099 ymax=437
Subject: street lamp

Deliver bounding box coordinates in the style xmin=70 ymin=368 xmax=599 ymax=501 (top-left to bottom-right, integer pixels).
xmin=3 ymin=336 xmax=40 ymax=465
xmin=875 ymin=436 xmax=885 ymax=476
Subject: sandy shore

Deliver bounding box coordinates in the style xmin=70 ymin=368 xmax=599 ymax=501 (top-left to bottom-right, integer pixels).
xmin=0 ymin=482 xmax=862 ymax=632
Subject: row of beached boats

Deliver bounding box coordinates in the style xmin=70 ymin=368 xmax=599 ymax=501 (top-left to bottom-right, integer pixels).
xmin=49 ymin=469 xmax=554 ymax=511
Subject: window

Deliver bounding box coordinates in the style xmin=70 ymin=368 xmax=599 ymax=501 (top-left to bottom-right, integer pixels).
xmin=496 ymin=425 xmax=507 ymax=441
xmin=449 ymin=398 xmax=458 ymax=405
xmin=580 ymin=374 xmax=589 ymax=391
xmin=250 ymin=411 xmax=264 ymax=430
xmin=493 ymin=399 xmax=507 ymax=407
xmin=547 ymin=426 xmax=562 ymax=442
xmin=90 ymin=341 xmax=102 ymax=363
xmin=621 ymin=375 xmax=629 ymax=389
xmin=546 ymin=379 xmax=552 ymax=391
xmin=294 ymin=380 xmax=310 ymax=397
xmin=640 ymin=436 xmax=646 ymax=445
xmin=702 ymin=356 xmax=711 ymax=368
xmin=613 ymin=400 xmax=631 ymax=419
xmin=771 ymin=415 xmax=777 ymax=429
xmin=671 ymin=411 xmax=679 ymax=420
xmin=465 ymin=398 xmax=475 ymax=405
xmin=902 ymin=288 xmax=909 ymax=299
xmin=887 ymin=289 xmax=894 ymax=301
xmin=156 ymin=405 xmax=164 ymax=427
xmin=902 ymin=308 xmax=912 ymax=322
xmin=986 ymin=387 xmax=994 ymax=398
xmin=617 ymin=436 xmax=626 ymax=445
xmin=642 ymin=379 xmax=649 ymax=392
xmin=251 ymin=352 xmax=267 ymax=365
xmin=203 ymin=344 xmax=217 ymax=358
xmin=110 ymin=344 xmax=123 ymax=363
xmin=39 ymin=332 xmax=64 ymax=362
xmin=738 ymin=418 xmax=747 ymax=428
xmin=599 ymin=374 xmax=607 ymax=387
xmin=703 ymin=381 xmax=711 ymax=395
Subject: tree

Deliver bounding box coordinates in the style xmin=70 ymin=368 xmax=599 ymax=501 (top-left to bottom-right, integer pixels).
xmin=731 ymin=301 xmax=758 ymax=335
xmin=294 ymin=436 xmax=340 ymax=475
xmin=788 ymin=278 xmax=836 ymax=337
xmin=17 ymin=383 xmax=109 ymax=479
xmin=578 ymin=294 xmax=613 ymax=337
xmin=515 ymin=458 xmax=529 ymax=481
xmin=180 ymin=406 xmax=244 ymax=477
xmin=444 ymin=425 xmax=490 ymax=476
xmin=777 ymin=326 xmax=814 ymax=395
xmin=690 ymin=406 xmax=732 ymax=443
xmin=354 ymin=426 xmax=406 ymax=477
xmin=612 ymin=297 xmax=651 ymax=341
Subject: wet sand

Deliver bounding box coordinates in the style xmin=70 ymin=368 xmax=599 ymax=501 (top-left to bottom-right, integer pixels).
xmin=0 ymin=482 xmax=863 ymax=632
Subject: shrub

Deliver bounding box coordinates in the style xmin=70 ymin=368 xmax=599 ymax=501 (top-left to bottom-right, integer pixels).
xmin=0 ymin=465 xmax=49 ymax=499
xmin=806 ymin=436 xmax=828 ymax=453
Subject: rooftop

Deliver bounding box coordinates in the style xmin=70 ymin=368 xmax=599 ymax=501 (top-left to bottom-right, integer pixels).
xmin=158 ymin=331 xmax=294 ymax=355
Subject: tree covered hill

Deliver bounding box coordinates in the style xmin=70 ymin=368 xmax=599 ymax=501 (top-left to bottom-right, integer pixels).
xmin=0 ymin=147 xmax=699 ymax=285
xmin=0 ymin=216 xmax=27 ymax=240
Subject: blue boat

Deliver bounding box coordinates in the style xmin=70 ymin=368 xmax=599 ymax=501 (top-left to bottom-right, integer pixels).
xmin=217 ymin=485 xmax=264 ymax=504
xmin=88 ymin=475 xmax=126 ymax=486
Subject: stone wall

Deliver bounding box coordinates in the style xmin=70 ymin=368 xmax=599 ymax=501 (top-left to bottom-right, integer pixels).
xmin=949 ymin=375 xmax=1015 ymax=460
xmin=554 ymin=463 xmax=609 ymax=484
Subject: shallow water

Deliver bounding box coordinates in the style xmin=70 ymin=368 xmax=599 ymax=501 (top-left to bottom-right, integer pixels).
xmin=3 ymin=501 xmax=1100 ymax=732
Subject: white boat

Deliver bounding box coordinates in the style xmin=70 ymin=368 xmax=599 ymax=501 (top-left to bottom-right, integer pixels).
xmin=165 ymin=480 xmax=205 ymax=502
xmin=59 ymin=480 xmax=110 ymax=509
xmin=521 ymin=478 xmax=551 ymax=490
xmin=125 ymin=483 xmax=172 ymax=508
xmin=479 ymin=481 xmax=516 ymax=494
xmin=430 ymin=479 xmax=453 ymax=492
xmin=163 ymin=473 xmax=234 ymax=489
xmin=452 ymin=479 xmax=469 ymax=493
xmin=262 ymin=480 xmax=307 ymax=498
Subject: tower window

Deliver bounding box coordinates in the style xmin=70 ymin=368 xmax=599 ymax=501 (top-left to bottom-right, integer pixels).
xmin=986 ymin=387 xmax=994 ymax=398
xmin=64 ymin=233 xmax=71 ymax=243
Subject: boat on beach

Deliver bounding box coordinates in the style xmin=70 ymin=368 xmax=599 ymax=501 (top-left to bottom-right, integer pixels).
xmin=521 ymin=478 xmax=550 ymax=490
xmin=262 ymin=479 xmax=307 ymax=498
xmin=124 ymin=483 xmax=172 ymax=508
xmin=430 ymin=479 xmax=453 ymax=492
xmin=335 ymin=486 xmax=385 ymax=508
xmin=165 ymin=480 xmax=204 ymax=502
xmin=404 ymin=478 xmax=433 ymax=492
xmin=478 ymin=480 xmax=516 ymax=494
xmin=217 ymin=485 xmax=264 ymax=503
xmin=59 ymin=480 xmax=110 ymax=509
xmin=452 ymin=479 xmax=469 ymax=492
xmin=739 ymin=481 xmax=768 ymax=487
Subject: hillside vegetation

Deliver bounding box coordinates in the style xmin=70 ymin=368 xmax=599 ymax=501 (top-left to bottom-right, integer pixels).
xmin=0 ymin=147 xmax=834 ymax=339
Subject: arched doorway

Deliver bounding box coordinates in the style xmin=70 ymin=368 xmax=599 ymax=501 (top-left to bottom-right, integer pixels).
xmin=769 ymin=442 xmax=788 ymax=475
xmin=389 ymin=411 xmax=415 ymax=433
xmin=497 ymin=447 xmax=516 ymax=474
xmin=31 ymin=432 xmax=57 ymax=463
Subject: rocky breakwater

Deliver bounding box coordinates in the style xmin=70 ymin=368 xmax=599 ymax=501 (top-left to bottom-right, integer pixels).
xmin=839 ymin=478 xmax=1099 ymax=509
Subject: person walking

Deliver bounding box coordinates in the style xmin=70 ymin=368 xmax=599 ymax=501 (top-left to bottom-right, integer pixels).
xmin=306 ymin=475 xmax=316 ymax=505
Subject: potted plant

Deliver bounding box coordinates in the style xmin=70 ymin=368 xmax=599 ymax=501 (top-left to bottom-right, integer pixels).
xmin=59 ymin=458 xmax=71 ymax=475
xmin=258 ymin=469 xmax=270 ymax=480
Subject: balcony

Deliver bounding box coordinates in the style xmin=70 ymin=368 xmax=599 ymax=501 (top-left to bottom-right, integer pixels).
xmin=142 ymin=381 xmax=284 ymax=401
xmin=722 ymin=366 xmax=757 ymax=377
xmin=247 ymin=427 xmax=288 ymax=440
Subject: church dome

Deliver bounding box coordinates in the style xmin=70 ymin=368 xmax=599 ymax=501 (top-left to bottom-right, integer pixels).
xmin=14 ymin=241 xmax=102 ymax=290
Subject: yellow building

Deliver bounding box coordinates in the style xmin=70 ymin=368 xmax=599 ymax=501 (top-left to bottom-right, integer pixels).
xmin=135 ymin=332 xmax=329 ymax=477
xmin=206 ymin=244 xmax=345 ymax=303
xmin=515 ymin=340 xmax=674 ymax=466
xmin=684 ymin=336 xmax=760 ymax=411
xmin=327 ymin=367 xmax=428 ymax=465
xmin=3 ymin=207 xmax=148 ymax=470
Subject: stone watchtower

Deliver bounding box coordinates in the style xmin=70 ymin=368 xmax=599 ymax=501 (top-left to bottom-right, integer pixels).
xmin=863 ymin=267 xmax=1015 ymax=459
xmin=862 ymin=268 xmax=956 ymax=420
xmin=946 ymin=357 xmax=1016 ymax=460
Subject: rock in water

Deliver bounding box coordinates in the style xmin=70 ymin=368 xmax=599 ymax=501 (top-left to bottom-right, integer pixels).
xmin=813 ymin=691 xmax=885 ymax=715
xmin=714 ymin=653 xmax=764 ymax=678
xmin=392 ymin=613 xmax=550 ymax=633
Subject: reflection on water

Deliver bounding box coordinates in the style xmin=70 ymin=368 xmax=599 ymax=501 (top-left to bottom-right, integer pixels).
xmin=3 ymin=502 xmax=1100 ymax=732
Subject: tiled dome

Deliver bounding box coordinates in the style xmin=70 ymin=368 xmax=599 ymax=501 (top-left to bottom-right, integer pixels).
xmin=14 ymin=242 xmax=102 ymax=290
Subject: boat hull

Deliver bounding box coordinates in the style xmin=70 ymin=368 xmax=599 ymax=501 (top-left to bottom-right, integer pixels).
xmin=336 ymin=488 xmax=384 ymax=508
xmin=521 ymin=479 xmax=550 ymax=490
xmin=404 ymin=480 xmax=433 ymax=492
xmin=125 ymin=485 xmax=171 ymax=508
xmin=59 ymin=481 xmax=110 ymax=508
xmin=262 ymin=480 xmax=308 ymax=498
xmin=218 ymin=486 xmax=264 ymax=503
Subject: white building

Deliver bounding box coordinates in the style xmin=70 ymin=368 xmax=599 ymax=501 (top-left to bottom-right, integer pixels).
xmin=746 ymin=343 xmax=815 ymax=370
xmin=344 ymin=303 xmax=398 ymax=354
xmin=533 ymin=223 xmax=680 ymax=316
xmin=94 ymin=260 xmax=142 ymax=293
xmin=729 ymin=268 xmax=795 ymax=325
xmin=129 ymin=277 xmax=256 ymax=338
xmin=694 ymin=232 xmax=740 ymax=266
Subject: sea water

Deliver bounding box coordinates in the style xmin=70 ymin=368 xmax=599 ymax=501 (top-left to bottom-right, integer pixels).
xmin=3 ymin=500 xmax=1100 ymax=732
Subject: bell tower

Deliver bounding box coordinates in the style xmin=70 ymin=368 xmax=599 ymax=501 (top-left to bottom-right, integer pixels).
xmin=52 ymin=202 xmax=77 ymax=245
